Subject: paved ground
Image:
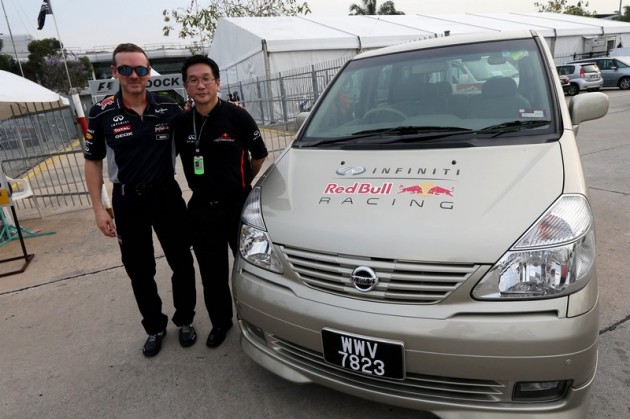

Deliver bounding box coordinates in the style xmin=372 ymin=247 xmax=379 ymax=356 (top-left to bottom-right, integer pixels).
xmin=0 ymin=90 xmax=628 ymax=418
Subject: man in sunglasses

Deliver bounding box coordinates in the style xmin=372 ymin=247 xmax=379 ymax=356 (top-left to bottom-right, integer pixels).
xmin=171 ymin=55 xmax=268 ymax=348
xmin=84 ymin=43 xmax=197 ymax=357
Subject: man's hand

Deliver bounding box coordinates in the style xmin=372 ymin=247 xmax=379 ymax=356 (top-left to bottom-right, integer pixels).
xmin=94 ymin=207 xmax=116 ymax=237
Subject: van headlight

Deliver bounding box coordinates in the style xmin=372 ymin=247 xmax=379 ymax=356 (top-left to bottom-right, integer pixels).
xmin=473 ymin=195 xmax=595 ymax=300
xmin=238 ymin=186 xmax=283 ymax=273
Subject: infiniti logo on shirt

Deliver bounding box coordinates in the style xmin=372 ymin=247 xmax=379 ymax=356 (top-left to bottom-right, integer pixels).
xmin=336 ymin=166 xmax=366 ymax=176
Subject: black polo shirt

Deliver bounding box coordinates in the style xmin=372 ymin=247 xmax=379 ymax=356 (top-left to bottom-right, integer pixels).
xmin=172 ymin=100 xmax=268 ymax=201
xmin=84 ymin=91 xmax=181 ymax=185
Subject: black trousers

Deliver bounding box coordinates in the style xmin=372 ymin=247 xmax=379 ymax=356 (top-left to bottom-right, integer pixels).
xmin=187 ymin=193 xmax=247 ymax=328
xmin=112 ymin=181 xmax=196 ymax=335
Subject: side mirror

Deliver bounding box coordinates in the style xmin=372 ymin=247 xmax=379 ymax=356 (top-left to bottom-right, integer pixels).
xmin=569 ymin=92 xmax=608 ymax=126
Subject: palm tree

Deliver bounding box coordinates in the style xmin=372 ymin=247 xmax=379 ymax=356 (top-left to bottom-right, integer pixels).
xmin=349 ymin=0 xmax=405 ymax=15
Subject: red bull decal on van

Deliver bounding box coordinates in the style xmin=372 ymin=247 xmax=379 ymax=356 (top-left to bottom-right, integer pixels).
xmin=398 ymin=183 xmax=454 ymax=197
xmin=324 ymin=182 xmax=393 ymax=195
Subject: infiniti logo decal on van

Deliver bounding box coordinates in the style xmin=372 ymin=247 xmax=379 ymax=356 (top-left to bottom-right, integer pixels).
xmin=336 ymin=167 xmax=366 ymax=176
xmin=350 ymin=266 xmax=378 ymax=292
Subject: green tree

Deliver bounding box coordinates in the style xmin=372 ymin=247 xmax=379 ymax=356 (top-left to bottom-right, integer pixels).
xmin=27 ymin=38 xmax=62 ymax=83
xmin=349 ymin=0 xmax=404 ymax=15
xmin=534 ymin=0 xmax=595 ymax=16
xmin=0 ymin=38 xmax=21 ymax=74
xmin=162 ymin=0 xmax=311 ymax=50
xmin=0 ymin=54 xmax=20 ymax=74
xmin=618 ymin=5 xmax=630 ymax=22
xmin=25 ymin=38 xmax=92 ymax=92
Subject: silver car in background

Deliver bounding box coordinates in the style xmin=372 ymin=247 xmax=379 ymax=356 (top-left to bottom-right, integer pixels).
xmin=232 ymin=30 xmax=608 ymax=418
xmin=556 ymin=62 xmax=603 ymax=95
xmin=570 ymin=56 xmax=630 ymax=89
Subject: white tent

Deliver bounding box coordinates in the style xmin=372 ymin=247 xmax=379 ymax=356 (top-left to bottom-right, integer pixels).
xmin=0 ymin=70 xmax=69 ymax=121
xmin=210 ymin=12 xmax=630 ymax=85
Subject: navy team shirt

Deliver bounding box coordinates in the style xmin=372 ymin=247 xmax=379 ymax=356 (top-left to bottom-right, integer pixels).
xmin=84 ymin=91 xmax=181 ymax=185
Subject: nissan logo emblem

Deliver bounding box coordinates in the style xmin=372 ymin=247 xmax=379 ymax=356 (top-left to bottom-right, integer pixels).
xmin=351 ymin=266 xmax=379 ymax=292
xmin=336 ymin=166 xmax=366 ymax=176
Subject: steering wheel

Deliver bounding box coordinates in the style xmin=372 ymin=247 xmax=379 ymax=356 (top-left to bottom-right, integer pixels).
xmin=361 ymin=107 xmax=407 ymax=123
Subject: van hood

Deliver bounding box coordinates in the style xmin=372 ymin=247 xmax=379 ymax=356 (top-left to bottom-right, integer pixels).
xmin=259 ymin=144 xmax=564 ymax=263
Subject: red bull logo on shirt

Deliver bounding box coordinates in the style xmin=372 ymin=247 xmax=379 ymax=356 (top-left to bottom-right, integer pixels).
xmin=100 ymin=96 xmax=115 ymax=110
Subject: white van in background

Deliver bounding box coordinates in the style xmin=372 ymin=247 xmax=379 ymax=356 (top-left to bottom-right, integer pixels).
xmin=232 ymin=30 xmax=608 ymax=418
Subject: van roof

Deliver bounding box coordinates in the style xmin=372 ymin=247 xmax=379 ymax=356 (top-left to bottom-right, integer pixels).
xmin=353 ymin=30 xmax=538 ymax=60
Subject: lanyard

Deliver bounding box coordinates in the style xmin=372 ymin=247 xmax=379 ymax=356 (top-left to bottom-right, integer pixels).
xmin=191 ymin=109 xmax=207 ymax=175
xmin=192 ymin=109 xmax=208 ymax=153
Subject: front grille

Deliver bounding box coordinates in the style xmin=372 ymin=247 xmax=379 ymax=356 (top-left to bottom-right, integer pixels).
xmin=269 ymin=335 xmax=507 ymax=403
xmin=280 ymin=245 xmax=479 ymax=303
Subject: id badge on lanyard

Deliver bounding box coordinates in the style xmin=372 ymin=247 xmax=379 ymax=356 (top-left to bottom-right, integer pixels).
xmin=192 ymin=110 xmax=207 ymax=175
xmin=193 ymin=155 xmax=204 ymax=175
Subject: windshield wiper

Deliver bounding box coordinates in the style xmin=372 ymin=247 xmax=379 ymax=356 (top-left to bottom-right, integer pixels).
xmin=351 ymin=126 xmax=472 ymax=137
xmin=298 ymin=126 xmax=473 ymax=147
xmin=369 ymin=126 xmax=475 ymax=144
xmin=479 ymin=120 xmax=551 ymax=135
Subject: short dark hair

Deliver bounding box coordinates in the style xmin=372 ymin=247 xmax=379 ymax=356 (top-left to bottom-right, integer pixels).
xmin=112 ymin=43 xmax=149 ymax=66
xmin=181 ymin=55 xmax=220 ymax=82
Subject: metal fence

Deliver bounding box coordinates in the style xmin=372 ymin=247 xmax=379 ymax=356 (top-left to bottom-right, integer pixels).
xmin=223 ymin=57 xmax=349 ymax=125
xmin=0 ymin=105 xmax=89 ymax=218
xmin=554 ymin=51 xmax=609 ymax=65
xmin=220 ymin=57 xmax=349 ymax=160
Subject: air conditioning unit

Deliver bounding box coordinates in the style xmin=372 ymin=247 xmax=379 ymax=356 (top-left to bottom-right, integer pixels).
xmin=583 ymin=36 xmax=607 ymax=53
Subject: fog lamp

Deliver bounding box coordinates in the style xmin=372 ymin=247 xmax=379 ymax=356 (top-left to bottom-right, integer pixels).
xmin=245 ymin=321 xmax=266 ymax=344
xmin=513 ymin=380 xmax=570 ymax=402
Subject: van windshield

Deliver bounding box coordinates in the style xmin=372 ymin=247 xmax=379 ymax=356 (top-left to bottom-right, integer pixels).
xmin=300 ymin=38 xmax=556 ymax=146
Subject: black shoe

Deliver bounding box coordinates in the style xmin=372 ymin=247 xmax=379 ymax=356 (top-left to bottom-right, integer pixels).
xmin=143 ymin=329 xmax=166 ymax=357
xmin=179 ymin=324 xmax=197 ymax=347
xmin=206 ymin=321 xmax=233 ymax=348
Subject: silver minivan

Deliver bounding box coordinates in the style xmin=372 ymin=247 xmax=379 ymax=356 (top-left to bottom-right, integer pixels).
xmin=232 ymin=31 xmax=608 ymax=418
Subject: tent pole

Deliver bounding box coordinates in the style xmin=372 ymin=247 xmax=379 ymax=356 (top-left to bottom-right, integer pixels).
xmin=48 ymin=7 xmax=88 ymax=136
xmin=0 ymin=0 xmax=25 ymax=77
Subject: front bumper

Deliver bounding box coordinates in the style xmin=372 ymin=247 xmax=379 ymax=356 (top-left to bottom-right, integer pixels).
xmin=233 ymin=262 xmax=599 ymax=418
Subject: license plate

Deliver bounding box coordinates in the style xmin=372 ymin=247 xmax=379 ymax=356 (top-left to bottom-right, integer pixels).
xmin=321 ymin=328 xmax=405 ymax=380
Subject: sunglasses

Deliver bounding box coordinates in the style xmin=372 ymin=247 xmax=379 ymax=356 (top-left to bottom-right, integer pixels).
xmin=116 ymin=65 xmax=150 ymax=77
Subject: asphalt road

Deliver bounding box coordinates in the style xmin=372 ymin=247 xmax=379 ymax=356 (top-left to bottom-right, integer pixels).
xmin=0 ymin=89 xmax=628 ymax=419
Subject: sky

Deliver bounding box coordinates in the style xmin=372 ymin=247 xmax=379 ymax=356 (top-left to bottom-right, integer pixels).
xmin=0 ymin=0 xmax=626 ymax=51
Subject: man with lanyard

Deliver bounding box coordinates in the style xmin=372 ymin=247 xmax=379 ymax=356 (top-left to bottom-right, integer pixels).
xmin=84 ymin=43 xmax=197 ymax=357
xmin=173 ymin=55 xmax=268 ymax=348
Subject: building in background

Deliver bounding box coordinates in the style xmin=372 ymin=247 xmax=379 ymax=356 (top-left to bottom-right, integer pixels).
xmin=0 ymin=33 xmax=34 ymax=62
